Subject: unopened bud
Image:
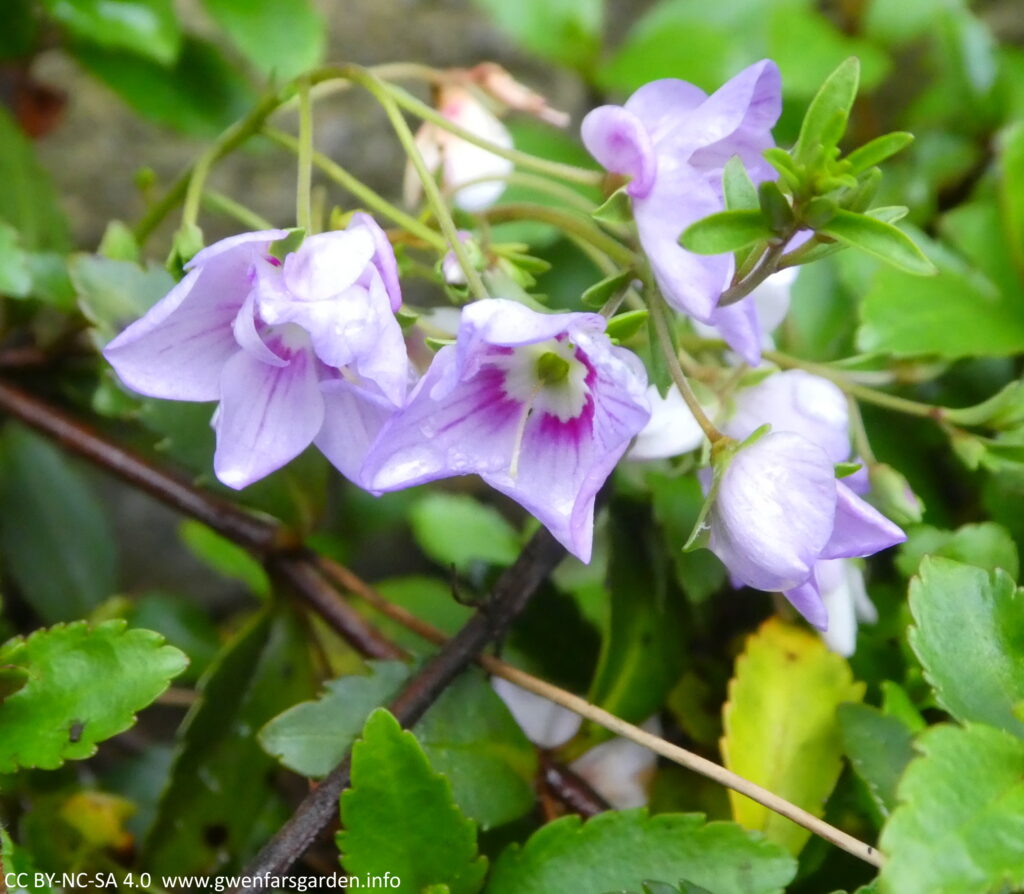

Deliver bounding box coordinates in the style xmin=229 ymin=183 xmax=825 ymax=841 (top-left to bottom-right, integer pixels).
xmin=868 ymin=462 xmax=924 ymax=526
xmin=470 ymin=62 xmax=570 ymax=127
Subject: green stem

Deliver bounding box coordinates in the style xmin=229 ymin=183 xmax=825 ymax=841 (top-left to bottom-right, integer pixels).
xmin=177 ymin=89 xmax=286 ymax=236
xmin=375 ymin=80 xmax=603 ymax=188
xmin=264 ymin=126 xmax=446 ymax=250
xmin=847 ymin=396 xmax=877 ymax=463
xmin=649 ymin=292 xmax=724 ymax=443
xmin=296 ymin=77 xmax=314 ymax=232
xmin=717 ymin=238 xmax=788 ymax=308
xmin=201 ymin=190 xmax=274 ymax=230
xmin=446 ymin=170 xmax=597 ymax=214
xmin=764 ymin=350 xmax=945 ymax=420
xmin=354 ymin=69 xmax=489 ymax=301
xmin=482 ymin=203 xmax=636 ymax=267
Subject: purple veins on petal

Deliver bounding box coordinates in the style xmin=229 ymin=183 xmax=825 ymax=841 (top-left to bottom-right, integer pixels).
xmin=363 ymin=299 xmax=650 ymax=562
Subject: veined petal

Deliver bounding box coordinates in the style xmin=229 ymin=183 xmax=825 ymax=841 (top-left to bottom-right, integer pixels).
xmin=820 ymin=482 xmax=906 ymax=559
xmin=213 ymin=348 xmax=324 ymax=489
xmin=634 ymin=162 xmax=733 ymax=321
xmin=580 ymin=105 xmax=657 ymax=198
xmin=709 ymin=431 xmax=836 ymax=592
xmin=282 ymin=229 xmax=376 ymax=303
xmin=316 ymin=379 xmax=400 ymax=488
xmin=783 ymin=576 xmax=829 ymax=631
xmin=105 ymin=232 xmax=276 ymax=400
xmin=364 ymin=346 xmax=522 ymax=491
xmin=233 ymin=290 xmax=288 ymax=367
xmin=366 ymin=315 xmax=649 ymax=563
xmin=185 ymin=229 xmax=288 ymax=271
xmin=345 ymin=272 xmax=410 ymax=407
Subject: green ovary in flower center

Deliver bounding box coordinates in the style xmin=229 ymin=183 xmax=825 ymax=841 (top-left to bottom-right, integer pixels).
xmin=499 ymin=338 xmax=589 ymax=422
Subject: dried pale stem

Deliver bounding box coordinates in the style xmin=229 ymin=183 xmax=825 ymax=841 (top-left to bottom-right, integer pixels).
xmin=649 ymin=295 xmax=724 ymax=443
xmin=315 ymin=557 xmax=884 ymax=869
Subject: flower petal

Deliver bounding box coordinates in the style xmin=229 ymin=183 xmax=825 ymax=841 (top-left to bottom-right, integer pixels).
xmin=710 ymin=431 xmax=836 ymax=591
xmin=634 ymin=163 xmax=733 ymax=322
xmin=820 ymin=482 xmax=906 ymax=559
xmin=686 ymin=59 xmax=782 ymax=154
xmin=315 ymin=379 xmax=400 ymax=487
xmin=213 ymin=348 xmax=324 ymax=489
xmin=624 ymin=79 xmax=707 ymax=146
xmin=724 ymin=370 xmax=851 ymax=463
xmin=705 ymin=296 xmax=763 ymax=366
xmin=628 ymin=384 xmax=706 ymax=460
xmin=105 ymin=232 xmax=276 ymax=400
xmin=282 ymin=229 xmax=376 ymax=303
xmin=350 ymin=211 xmax=402 ymax=311
xmin=783 ymin=575 xmax=829 ymax=631
xmin=580 ymin=105 xmax=657 ymax=197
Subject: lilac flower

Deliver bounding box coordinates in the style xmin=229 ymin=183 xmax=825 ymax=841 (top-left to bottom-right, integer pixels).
xmin=707 ymin=429 xmax=903 ymax=630
xmin=723 ymin=369 xmax=851 ymax=464
xmin=405 ymin=84 xmax=514 ymax=213
xmin=104 ymin=215 xmax=409 ymax=489
xmin=693 ymin=266 xmax=798 ymax=366
xmin=362 ymin=299 xmax=651 ymax=562
xmin=581 ymin=61 xmax=781 ymax=330
xmin=492 ymin=678 xmax=658 ymax=808
xmin=814 ymin=559 xmax=877 ymax=657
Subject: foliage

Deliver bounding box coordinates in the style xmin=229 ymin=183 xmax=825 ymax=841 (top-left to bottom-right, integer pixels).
xmin=0 ymin=1 xmax=1023 ymax=892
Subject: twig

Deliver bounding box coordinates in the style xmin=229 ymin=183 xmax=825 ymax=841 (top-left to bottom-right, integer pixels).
xmin=0 ymin=379 xmax=398 ymax=660
xmin=316 ymin=556 xmax=885 ymax=869
xmin=235 ymin=528 xmax=566 ymax=889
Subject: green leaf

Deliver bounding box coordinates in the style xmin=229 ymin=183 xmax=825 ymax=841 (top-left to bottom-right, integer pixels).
xmin=818 ymin=210 xmax=936 ymax=275
xmin=409 ymin=492 xmax=521 ymax=572
xmin=908 ymin=558 xmax=1024 ymax=737
xmin=793 ymin=57 xmax=860 ymax=167
xmin=73 ymin=37 xmax=254 ymax=137
xmin=606 ymin=310 xmax=649 ymax=342
xmin=71 ymin=254 xmax=175 ymax=347
xmin=857 ymin=243 xmax=1024 ymax=358
xmin=485 ymin=810 xmax=796 ymax=894
xmin=878 ymin=723 xmax=1024 ymax=894
xmin=591 ymin=188 xmax=633 ymax=226
xmin=838 ymin=703 xmax=916 ymax=817
xmin=895 ymin=523 xmax=1019 ymax=579
xmin=0 ymin=424 xmax=117 ymax=623
xmin=178 ymin=520 xmax=271 ymax=599
xmin=338 ymin=708 xmax=488 ymax=894
xmin=128 ymin=592 xmax=220 ymax=685
xmin=721 ymin=619 xmax=865 ymax=854
xmin=680 ymin=210 xmax=773 ymax=255
xmin=144 ymin=606 xmax=314 ymax=873
xmin=0 ymin=105 xmax=70 ymax=251
xmin=472 ymin=0 xmax=602 ymax=71
xmin=998 ymin=121 xmax=1024 ymax=275
xmin=571 ymin=501 xmax=686 ymax=755
xmin=581 ymin=269 xmax=635 ymax=309
xmin=201 ymin=0 xmax=325 ymax=81
xmin=845 ymin=132 xmax=914 ymax=175
xmin=42 ymin=0 xmax=180 ymax=64
xmin=723 ymin=156 xmax=759 ymax=211
xmin=0 ymin=620 xmax=186 ymax=772
xmin=944 ymin=379 xmax=1024 ymax=430
xmin=0 ymin=0 xmax=38 ymax=60
xmin=0 ymin=221 xmax=33 ymax=297
xmin=260 ymin=664 xmax=537 ymax=830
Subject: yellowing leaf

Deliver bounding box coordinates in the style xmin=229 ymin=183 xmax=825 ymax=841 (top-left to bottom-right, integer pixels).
xmin=720 ymin=619 xmax=864 ymax=854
